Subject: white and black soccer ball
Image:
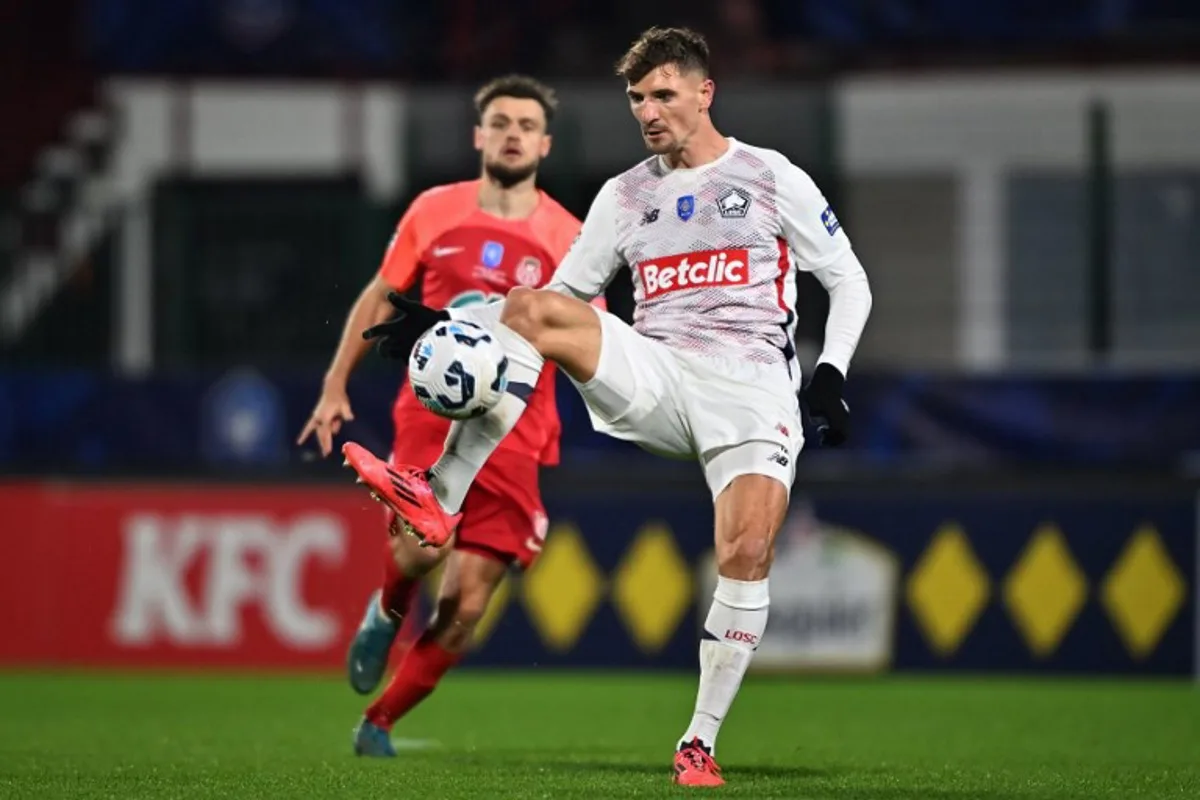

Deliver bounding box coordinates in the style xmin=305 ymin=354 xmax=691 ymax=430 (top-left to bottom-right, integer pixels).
xmin=408 ymin=320 xmax=508 ymax=420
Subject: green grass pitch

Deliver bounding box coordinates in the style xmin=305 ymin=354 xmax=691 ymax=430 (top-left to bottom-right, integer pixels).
xmin=1 ymin=671 xmax=1197 ymax=798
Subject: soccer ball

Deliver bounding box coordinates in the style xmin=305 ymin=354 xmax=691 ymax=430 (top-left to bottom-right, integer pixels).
xmin=408 ymin=320 xmax=508 ymax=420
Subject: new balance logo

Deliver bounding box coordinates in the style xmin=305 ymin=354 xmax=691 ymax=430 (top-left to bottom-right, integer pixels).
xmin=768 ymin=447 xmax=790 ymax=468
xmin=641 ymin=209 xmax=659 ymax=225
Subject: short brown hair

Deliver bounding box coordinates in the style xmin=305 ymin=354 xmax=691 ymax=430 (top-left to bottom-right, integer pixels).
xmin=615 ymin=27 xmax=710 ymax=84
xmin=473 ymin=74 xmax=558 ymax=125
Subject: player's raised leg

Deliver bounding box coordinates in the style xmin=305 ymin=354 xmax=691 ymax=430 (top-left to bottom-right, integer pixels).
xmin=428 ymin=288 xmax=601 ymax=509
xmin=353 ymin=548 xmax=508 ymax=756
xmin=344 ymin=288 xmax=600 ymax=546
xmin=674 ymin=468 xmax=788 ymax=787
xmin=346 ymin=514 xmax=446 ymax=695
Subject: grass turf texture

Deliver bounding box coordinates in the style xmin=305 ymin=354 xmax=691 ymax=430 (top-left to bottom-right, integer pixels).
xmin=0 ymin=671 xmax=1197 ymax=799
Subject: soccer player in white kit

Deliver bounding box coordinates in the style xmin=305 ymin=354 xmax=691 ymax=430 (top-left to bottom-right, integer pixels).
xmin=342 ymin=26 xmax=872 ymax=787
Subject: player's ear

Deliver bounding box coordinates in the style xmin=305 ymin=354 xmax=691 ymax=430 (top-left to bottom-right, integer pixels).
xmin=473 ymin=125 xmax=484 ymax=152
xmin=539 ymin=134 xmax=552 ymax=159
xmin=699 ymin=78 xmax=715 ymax=113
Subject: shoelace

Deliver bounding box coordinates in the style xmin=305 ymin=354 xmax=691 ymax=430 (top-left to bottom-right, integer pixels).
xmin=680 ymin=747 xmax=713 ymax=772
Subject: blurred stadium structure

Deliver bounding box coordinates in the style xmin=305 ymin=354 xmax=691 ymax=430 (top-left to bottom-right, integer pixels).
xmin=2 ymin=0 xmax=1199 ymax=679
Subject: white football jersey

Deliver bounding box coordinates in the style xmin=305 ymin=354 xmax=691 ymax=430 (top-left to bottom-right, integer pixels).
xmin=548 ymin=138 xmax=855 ymax=368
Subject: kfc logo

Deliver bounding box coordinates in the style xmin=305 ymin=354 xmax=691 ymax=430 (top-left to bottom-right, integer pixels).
xmin=637 ymin=249 xmax=749 ymax=299
xmin=110 ymin=512 xmax=346 ymax=649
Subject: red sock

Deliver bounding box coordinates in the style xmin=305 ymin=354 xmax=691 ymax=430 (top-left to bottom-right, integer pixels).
xmin=365 ymin=632 xmax=461 ymax=729
xmin=381 ymin=538 xmax=421 ymax=621
xmin=395 ymin=605 xmax=423 ymax=649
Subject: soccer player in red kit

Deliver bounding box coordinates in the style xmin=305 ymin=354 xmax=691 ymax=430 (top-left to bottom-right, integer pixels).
xmin=297 ymin=75 xmax=580 ymax=757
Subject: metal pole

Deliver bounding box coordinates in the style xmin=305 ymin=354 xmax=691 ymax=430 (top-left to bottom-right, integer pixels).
xmin=1086 ymin=99 xmax=1113 ymax=361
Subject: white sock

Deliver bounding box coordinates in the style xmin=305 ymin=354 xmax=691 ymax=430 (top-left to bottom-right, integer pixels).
xmin=428 ymin=323 xmax=543 ymax=513
xmin=679 ymin=576 xmax=770 ymax=755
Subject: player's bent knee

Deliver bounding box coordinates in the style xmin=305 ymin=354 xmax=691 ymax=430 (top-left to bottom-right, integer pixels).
xmin=451 ymin=603 xmax=487 ymax=630
xmin=500 ymin=287 xmax=552 ymax=342
xmin=502 ymin=289 xmax=593 ymax=343
xmin=714 ymin=471 xmax=786 ymax=557
xmin=501 ymin=288 xmax=601 ymax=383
xmin=716 ymin=530 xmax=773 ymax=579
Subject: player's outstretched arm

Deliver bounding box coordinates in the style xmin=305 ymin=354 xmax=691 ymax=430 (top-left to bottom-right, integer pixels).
xmin=304 ymin=193 xmax=430 ymax=453
xmin=362 ymin=292 xmax=449 ymax=359
xmin=299 ymin=273 xmax=398 ymax=456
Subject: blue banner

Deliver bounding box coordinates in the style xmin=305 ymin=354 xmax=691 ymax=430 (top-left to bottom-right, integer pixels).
xmin=86 ymin=0 xmax=404 ymax=72
xmin=457 ymin=482 xmax=1196 ymax=675
xmin=2 ymin=369 xmax=1199 ymax=471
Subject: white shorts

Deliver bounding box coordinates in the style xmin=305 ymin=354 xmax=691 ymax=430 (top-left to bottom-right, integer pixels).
xmin=570 ymin=308 xmax=805 ymax=499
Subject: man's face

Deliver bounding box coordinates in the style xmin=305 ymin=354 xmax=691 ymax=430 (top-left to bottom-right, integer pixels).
xmin=626 ymin=64 xmax=713 ymax=155
xmin=475 ymin=97 xmax=551 ymax=187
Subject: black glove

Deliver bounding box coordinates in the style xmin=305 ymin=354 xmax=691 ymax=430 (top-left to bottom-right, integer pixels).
xmin=362 ymin=292 xmax=449 ymax=361
xmin=802 ymin=362 xmax=850 ymax=447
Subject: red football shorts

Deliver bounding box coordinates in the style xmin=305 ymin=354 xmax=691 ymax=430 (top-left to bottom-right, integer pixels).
xmin=388 ymin=434 xmax=547 ymax=570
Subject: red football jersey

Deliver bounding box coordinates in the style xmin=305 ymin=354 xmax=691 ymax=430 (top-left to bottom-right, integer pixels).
xmin=378 ymin=180 xmax=581 ymax=466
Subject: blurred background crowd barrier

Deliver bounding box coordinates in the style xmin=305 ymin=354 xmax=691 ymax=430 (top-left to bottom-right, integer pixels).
xmin=1 ymin=0 xmax=1198 ymax=678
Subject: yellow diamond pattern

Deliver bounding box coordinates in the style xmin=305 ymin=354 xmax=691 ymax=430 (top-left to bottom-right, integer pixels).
xmin=522 ymin=522 xmax=605 ymax=651
xmin=405 ymin=517 xmax=1186 ymax=664
xmin=612 ymin=523 xmax=694 ymax=653
xmin=1102 ymin=525 xmax=1186 ymax=660
xmin=907 ymin=523 xmax=991 ymax=656
xmin=1003 ymin=524 xmax=1087 ymax=657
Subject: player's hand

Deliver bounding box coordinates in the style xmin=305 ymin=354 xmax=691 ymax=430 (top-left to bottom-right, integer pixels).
xmin=801 ymin=363 xmax=849 ymax=447
xmin=297 ymin=385 xmax=355 ymax=457
xmin=362 ymin=292 xmax=449 ymax=361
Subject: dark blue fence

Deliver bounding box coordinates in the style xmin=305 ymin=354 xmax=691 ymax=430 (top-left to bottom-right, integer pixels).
xmin=2 ymin=369 xmax=1199 ymax=472
xmin=466 ymin=479 xmax=1196 ymax=675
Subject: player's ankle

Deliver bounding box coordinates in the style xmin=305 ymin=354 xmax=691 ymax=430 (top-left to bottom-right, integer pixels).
xmin=680 ymin=729 xmax=718 ymax=754
xmin=375 ymin=596 xmax=395 ymax=623
xmin=365 ymin=711 xmax=394 ymax=731
xmin=428 ymin=460 xmax=469 ymax=515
